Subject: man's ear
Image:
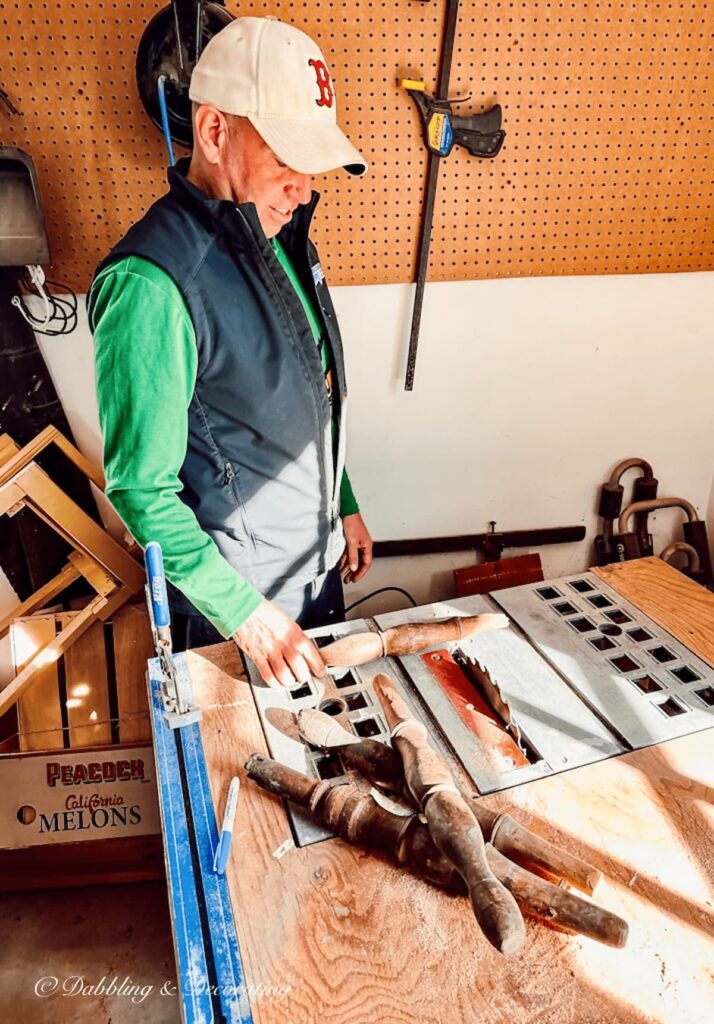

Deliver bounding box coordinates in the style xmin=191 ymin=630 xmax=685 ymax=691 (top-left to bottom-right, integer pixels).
xmin=192 ymin=104 xmax=228 ymax=165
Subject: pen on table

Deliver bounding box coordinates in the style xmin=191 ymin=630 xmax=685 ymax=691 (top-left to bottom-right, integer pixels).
xmin=213 ymin=776 xmax=240 ymax=874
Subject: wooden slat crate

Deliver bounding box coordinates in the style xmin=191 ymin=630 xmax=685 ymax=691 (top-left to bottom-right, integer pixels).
xmin=0 ymin=602 xmax=161 ymax=891
xmin=7 ymin=603 xmax=154 ymax=753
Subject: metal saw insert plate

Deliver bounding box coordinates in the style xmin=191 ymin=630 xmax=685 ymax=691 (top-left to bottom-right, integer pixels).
xmin=246 ymin=580 xmax=713 ymax=847
xmin=491 ymin=571 xmax=714 ymax=748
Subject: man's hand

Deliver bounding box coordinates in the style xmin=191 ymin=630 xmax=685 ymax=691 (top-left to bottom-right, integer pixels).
xmin=339 ymin=512 xmax=373 ymax=584
xmin=233 ymin=598 xmax=326 ymax=689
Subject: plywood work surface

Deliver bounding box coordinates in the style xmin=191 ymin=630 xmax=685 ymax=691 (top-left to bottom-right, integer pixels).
xmin=594 ymin=556 xmax=714 ymax=668
xmin=186 ymin=643 xmax=714 ymax=1024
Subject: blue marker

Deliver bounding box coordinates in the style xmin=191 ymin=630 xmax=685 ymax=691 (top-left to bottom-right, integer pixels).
xmin=213 ymin=776 xmax=240 ymax=874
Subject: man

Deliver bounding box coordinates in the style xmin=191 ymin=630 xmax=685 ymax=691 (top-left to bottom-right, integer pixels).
xmin=88 ymin=17 xmax=372 ymax=688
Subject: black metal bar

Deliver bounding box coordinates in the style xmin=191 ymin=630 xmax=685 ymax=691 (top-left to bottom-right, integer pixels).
xmin=404 ymin=0 xmax=462 ymax=391
xmin=404 ymin=153 xmax=440 ymax=391
xmin=171 ymin=0 xmax=199 ymax=82
xmin=436 ymin=0 xmax=462 ymax=99
xmin=194 ymin=0 xmax=207 ymax=62
xmin=373 ymin=526 xmax=587 ymax=559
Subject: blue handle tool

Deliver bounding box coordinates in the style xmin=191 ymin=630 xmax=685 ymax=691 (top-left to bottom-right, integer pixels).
xmin=144 ymin=540 xmax=171 ymax=634
xmin=144 ymin=540 xmax=193 ymax=719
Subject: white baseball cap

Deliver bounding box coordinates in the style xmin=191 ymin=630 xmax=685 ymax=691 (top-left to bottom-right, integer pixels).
xmin=189 ymin=17 xmax=367 ymax=176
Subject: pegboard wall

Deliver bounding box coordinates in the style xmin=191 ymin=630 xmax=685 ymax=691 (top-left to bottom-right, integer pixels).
xmin=0 ymin=1 xmax=712 ymax=291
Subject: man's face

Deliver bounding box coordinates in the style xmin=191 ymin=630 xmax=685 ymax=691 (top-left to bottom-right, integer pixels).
xmin=223 ymin=118 xmax=313 ymax=238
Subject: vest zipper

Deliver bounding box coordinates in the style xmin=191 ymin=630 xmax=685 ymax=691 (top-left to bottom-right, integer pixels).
xmin=296 ymin=244 xmax=345 ymax=525
xmin=235 ymin=209 xmax=338 ymax=529
xmin=223 ymin=459 xmax=257 ymax=549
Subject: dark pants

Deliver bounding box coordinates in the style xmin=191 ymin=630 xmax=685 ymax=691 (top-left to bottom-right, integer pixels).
xmin=169 ymin=566 xmax=345 ymax=653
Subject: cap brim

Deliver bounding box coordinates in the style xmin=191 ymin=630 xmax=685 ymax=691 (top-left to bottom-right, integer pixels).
xmin=248 ymin=115 xmax=367 ymax=176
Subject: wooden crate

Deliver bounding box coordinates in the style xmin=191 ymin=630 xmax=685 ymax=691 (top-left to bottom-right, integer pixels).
xmin=8 ymin=603 xmax=154 ymax=752
xmin=0 ymin=603 xmax=162 ymax=890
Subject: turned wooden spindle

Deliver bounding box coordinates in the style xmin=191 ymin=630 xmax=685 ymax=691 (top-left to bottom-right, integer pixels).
xmin=372 ymin=672 xmax=525 ymax=955
xmin=319 ymin=613 xmax=509 ymax=668
xmin=297 ymin=712 xmax=602 ymax=895
xmin=244 ymin=754 xmax=627 ymax=948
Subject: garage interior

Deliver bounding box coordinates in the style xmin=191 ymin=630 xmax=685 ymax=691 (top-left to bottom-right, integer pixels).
xmin=0 ymin=2 xmax=712 ymax=1023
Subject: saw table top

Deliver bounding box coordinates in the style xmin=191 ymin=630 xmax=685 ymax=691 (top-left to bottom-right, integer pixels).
xmin=178 ymin=559 xmax=714 ymax=1024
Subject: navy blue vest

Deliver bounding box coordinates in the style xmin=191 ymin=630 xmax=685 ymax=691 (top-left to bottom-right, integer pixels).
xmin=93 ymin=160 xmax=348 ymax=600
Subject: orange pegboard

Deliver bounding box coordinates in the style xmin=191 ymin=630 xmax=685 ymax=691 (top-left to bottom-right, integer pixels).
xmin=0 ymin=1 xmax=712 ymax=292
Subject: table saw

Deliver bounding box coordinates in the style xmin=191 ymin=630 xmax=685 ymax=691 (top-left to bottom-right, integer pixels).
xmin=147 ymin=557 xmax=714 ymax=1023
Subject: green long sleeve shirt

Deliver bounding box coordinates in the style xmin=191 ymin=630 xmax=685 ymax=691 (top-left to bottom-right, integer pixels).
xmin=89 ymin=254 xmax=358 ymax=637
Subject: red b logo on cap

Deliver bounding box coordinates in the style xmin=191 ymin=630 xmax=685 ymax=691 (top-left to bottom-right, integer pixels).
xmin=309 ymin=59 xmax=334 ymax=108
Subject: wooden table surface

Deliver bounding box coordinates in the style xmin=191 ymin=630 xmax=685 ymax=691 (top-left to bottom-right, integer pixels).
xmin=186 ymin=560 xmax=714 ymax=1024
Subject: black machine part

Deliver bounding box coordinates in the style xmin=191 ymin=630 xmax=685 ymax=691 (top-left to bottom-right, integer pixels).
xmin=0 ymin=146 xmax=50 ymax=267
xmin=136 ymin=1 xmax=233 ymax=149
xmin=452 ymin=104 xmax=505 ymax=158
xmin=610 ymin=496 xmax=713 ymax=586
xmin=595 ymin=458 xmax=657 ymax=563
xmin=405 ymin=88 xmax=505 ymax=159
xmin=373 ymin=524 xmax=586 ymax=562
xmin=682 ymin=519 xmax=714 ymax=584
xmin=660 ymin=541 xmax=700 ymax=575
xmin=631 ymin=474 xmax=658 ymax=555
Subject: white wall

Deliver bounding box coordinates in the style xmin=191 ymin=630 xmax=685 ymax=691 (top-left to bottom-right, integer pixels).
xmin=337 ymin=271 xmax=714 ymax=612
xmin=1 ymin=271 xmax=713 ymax=679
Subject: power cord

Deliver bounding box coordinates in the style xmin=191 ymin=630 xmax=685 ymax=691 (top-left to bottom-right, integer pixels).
xmin=10 ymin=264 xmax=78 ymax=335
xmin=345 ymin=586 xmax=419 ymax=614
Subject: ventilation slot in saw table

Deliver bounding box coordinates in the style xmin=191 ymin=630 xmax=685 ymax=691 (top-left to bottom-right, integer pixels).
xmin=494 ymin=571 xmax=714 ymax=749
